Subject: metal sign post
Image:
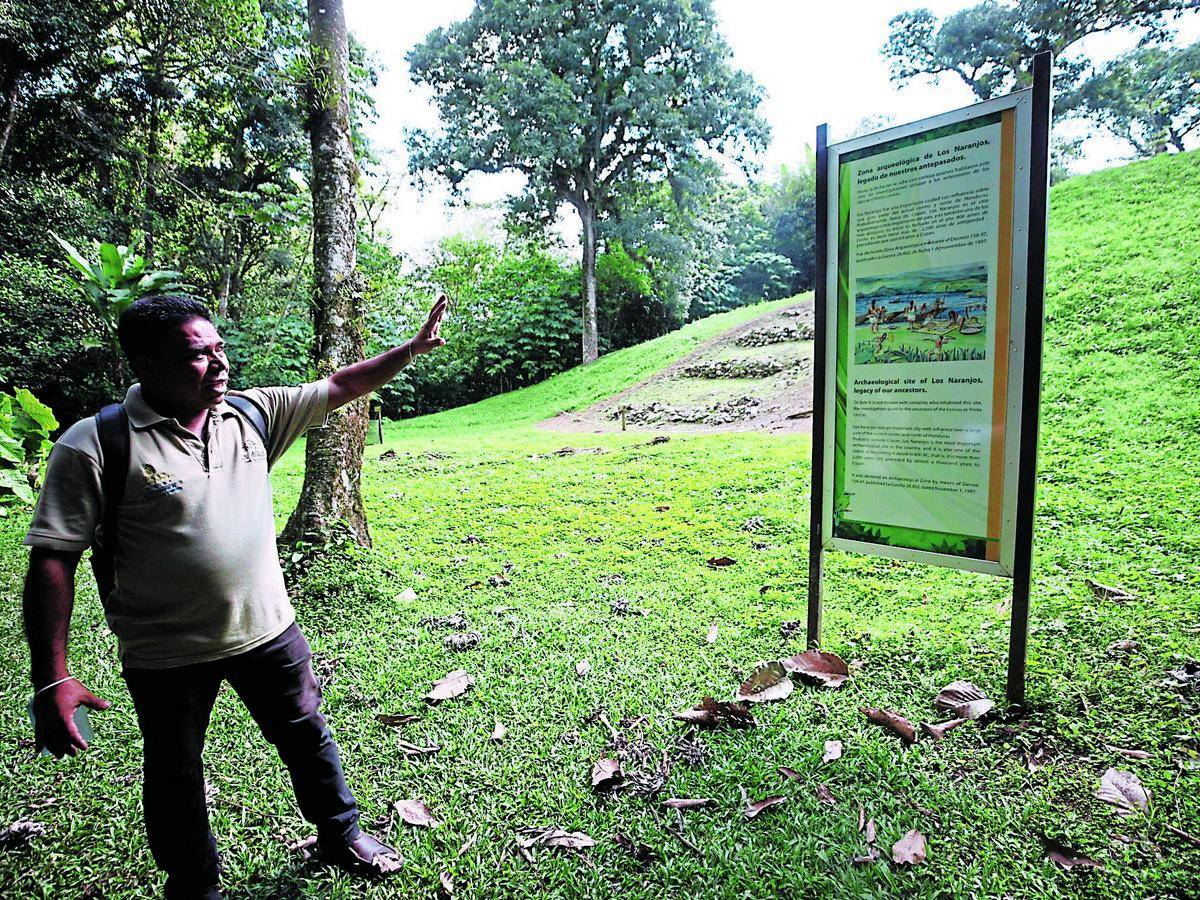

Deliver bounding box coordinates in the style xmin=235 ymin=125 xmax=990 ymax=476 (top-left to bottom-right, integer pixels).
xmin=806 ymin=52 xmax=1053 ymax=705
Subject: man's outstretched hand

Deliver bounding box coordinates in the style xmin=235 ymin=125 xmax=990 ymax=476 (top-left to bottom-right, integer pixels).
xmin=33 ymin=679 xmax=110 ymax=757
xmin=409 ymin=294 xmax=448 ymax=357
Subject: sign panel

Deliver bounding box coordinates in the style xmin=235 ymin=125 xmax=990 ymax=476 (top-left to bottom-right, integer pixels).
xmin=820 ymin=93 xmax=1035 ymax=576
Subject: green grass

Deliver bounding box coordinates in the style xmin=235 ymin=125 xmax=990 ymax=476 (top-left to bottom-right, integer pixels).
xmin=2 ymin=153 xmax=1200 ymax=898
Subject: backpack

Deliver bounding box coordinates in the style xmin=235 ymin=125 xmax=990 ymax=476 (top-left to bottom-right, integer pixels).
xmin=89 ymin=394 xmax=270 ymax=602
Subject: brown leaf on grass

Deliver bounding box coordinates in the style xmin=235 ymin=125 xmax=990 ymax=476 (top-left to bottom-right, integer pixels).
xmin=777 ymin=766 xmax=802 ymax=781
xmin=822 ymin=740 xmax=843 ymax=764
xmin=861 ymin=707 xmax=917 ymax=745
xmin=1086 ymin=578 xmax=1135 ymax=603
xmin=707 ymin=556 xmax=737 ymax=568
xmin=376 ymin=713 xmax=420 ymax=727
xmin=491 ymin=721 xmax=507 ymax=742
xmin=920 ymin=718 xmax=967 ymax=741
xmin=575 ymin=660 xmax=592 ymax=678
xmin=396 ymin=587 xmax=418 ymax=602
xmin=736 ymin=661 xmax=794 ymax=703
xmin=516 ymin=827 xmax=596 ymax=851
xmin=613 ymin=832 xmax=658 ymax=865
xmin=852 ymin=847 xmax=881 ymax=866
xmin=782 ymin=650 xmax=850 ymax=688
xmin=1105 ymin=745 xmax=1149 ymax=760
xmin=0 ymin=820 xmax=47 ymax=849
xmin=1042 ymin=836 xmax=1103 ymax=871
xmin=394 ymin=799 xmax=440 ymax=829
xmin=444 ymin=631 xmax=482 ymax=651
xmin=286 ymin=834 xmax=318 ymax=858
xmin=816 ymin=784 xmax=837 ymax=806
xmin=743 ymin=795 xmax=786 ymax=819
xmin=662 ymin=798 xmax=714 ymax=809
xmin=934 ymin=681 xmax=995 ymax=720
xmin=397 ymin=739 xmax=440 ymax=758
xmin=438 ymin=871 xmax=454 ymax=899
xmin=488 ymin=573 xmax=511 ymax=587
xmin=425 ymin=669 xmax=473 ymax=704
xmin=591 ymin=758 xmax=623 ymax=792
xmin=1106 ymin=639 xmax=1138 ymax=655
xmin=654 ymin=505 xmax=670 ymax=512
xmin=462 ymin=534 xmax=485 ymax=545
xmin=706 ymin=624 xmax=719 ymax=644
xmin=1096 ymin=768 xmax=1149 ymax=816
xmin=891 ymin=830 xmax=927 ymax=865
xmin=673 ymin=697 xmax=757 ymax=730
xmin=863 ymin=818 xmax=877 ymax=845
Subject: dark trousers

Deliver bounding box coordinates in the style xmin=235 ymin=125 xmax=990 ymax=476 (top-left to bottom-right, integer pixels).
xmin=122 ymin=623 xmax=359 ymax=897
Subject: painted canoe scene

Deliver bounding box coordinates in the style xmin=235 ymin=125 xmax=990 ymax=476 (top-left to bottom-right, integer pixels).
xmin=852 ymin=262 xmax=990 ymax=364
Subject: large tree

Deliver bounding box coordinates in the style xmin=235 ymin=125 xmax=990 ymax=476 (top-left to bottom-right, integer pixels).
xmin=1078 ymin=42 xmax=1200 ymax=155
xmin=281 ymin=0 xmax=371 ymax=546
xmin=407 ymin=0 xmax=768 ymax=364
xmin=883 ymin=1 xmax=1199 ymax=113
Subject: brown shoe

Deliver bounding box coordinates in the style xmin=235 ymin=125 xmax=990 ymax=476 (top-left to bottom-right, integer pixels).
xmin=320 ymin=832 xmax=403 ymax=876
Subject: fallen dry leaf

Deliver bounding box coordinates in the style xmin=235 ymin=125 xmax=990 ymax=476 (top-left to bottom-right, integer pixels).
xmin=816 ymin=784 xmax=837 ymax=806
xmin=920 ymin=718 xmax=968 ymax=741
xmin=662 ymin=798 xmax=713 ymax=810
xmin=613 ymin=832 xmax=658 ymax=865
xmin=822 ymin=740 xmax=843 ymax=764
xmin=286 ymin=834 xmax=318 ymax=857
xmin=516 ymin=827 xmax=596 ymax=852
xmin=852 ymin=847 xmax=881 ymax=865
xmin=462 ymin=534 xmax=484 ymax=545
xmin=591 ymin=758 xmax=623 ymax=792
xmin=891 ymin=830 xmax=927 ymax=865
xmin=491 ymin=721 xmax=506 ymax=742
xmin=707 ymin=556 xmax=737 ymax=568
xmin=706 ymin=624 xmax=719 ymax=644
xmin=575 ymin=660 xmax=592 ymax=678
xmin=781 ymin=649 xmax=850 ymax=688
xmin=1042 ymin=836 xmax=1103 ymax=871
xmin=1097 ymin=768 xmax=1149 ymax=816
xmin=425 ymin=669 xmax=473 ymax=704
xmin=488 ymin=573 xmax=511 ymax=587
xmin=0 ymin=820 xmax=47 ymax=849
xmin=1086 ymin=578 xmax=1135 ymax=603
xmin=743 ymin=795 xmax=787 ymax=819
xmin=376 ymin=713 xmax=420 ymax=727
xmin=778 ymin=766 xmax=802 ymax=781
xmin=1105 ymin=745 xmax=1149 ymax=760
xmin=863 ymin=818 xmax=877 ymax=845
xmin=438 ymin=871 xmax=454 ymax=899
xmin=934 ymin=681 xmax=995 ymax=720
xmin=1107 ymin=639 xmax=1138 ymax=655
xmin=444 ymin=631 xmax=482 ymax=651
xmin=654 ymin=505 xmax=670 ymax=512
xmin=394 ymin=799 xmax=439 ymax=829
xmin=396 ymin=587 xmax=418 ymax=602
xmin=673 ymin=697 xmax=756 ymax=730
xmin=861 ymin=707 xmax=917 ymax=745
xmin=736 ymin=661 xmax=794 ymax=704
xmin=397 ymin=739 xmax=440 ymax=758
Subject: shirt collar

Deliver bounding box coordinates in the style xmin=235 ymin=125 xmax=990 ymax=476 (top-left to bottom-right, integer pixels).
xmin=124 ymin=383 xmax=235 ymax=430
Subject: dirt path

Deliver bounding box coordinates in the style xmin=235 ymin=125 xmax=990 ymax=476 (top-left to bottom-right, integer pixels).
xmin=539 ymin=298 xmax=816 ymax=436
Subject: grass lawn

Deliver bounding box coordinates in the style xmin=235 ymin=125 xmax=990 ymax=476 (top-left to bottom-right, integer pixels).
xmin=2 ymin=153 xmax=1199 ymax=898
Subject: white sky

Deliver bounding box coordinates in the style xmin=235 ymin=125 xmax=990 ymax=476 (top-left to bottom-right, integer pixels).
xmin=343 ymin=0 xmax=1199 ymax=260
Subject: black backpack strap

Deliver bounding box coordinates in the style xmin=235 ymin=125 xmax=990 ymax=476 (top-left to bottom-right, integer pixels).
xmin=91 ymin=403 xmax=129 ymax=602
xmin=225 ymin=393 xmax=270 ymax=448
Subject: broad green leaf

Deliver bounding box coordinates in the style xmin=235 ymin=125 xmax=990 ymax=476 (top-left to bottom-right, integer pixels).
xmin=52 ymin=232 xmax=99 ymax=282
xmin=15 ymin=389 xmax=58 ymax=432
xmin=98 ymin=242 xmax=123 ymax=286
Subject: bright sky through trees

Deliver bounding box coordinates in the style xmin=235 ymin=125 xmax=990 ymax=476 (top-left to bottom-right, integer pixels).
xmin=344 ymin=0 xmax=1199 ymax=259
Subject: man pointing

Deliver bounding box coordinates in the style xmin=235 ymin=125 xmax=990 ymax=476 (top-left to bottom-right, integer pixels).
xmin=22 ymin=292 xmax=447 ymax=898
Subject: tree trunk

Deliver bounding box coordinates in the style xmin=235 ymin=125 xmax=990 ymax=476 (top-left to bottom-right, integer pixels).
xmin=282 ymin=0 xmax=370 ymax=548
xmin=0 ymin=77 xmax=20 ymax=166
xmin=579 ymin=202 xmax=599 ymax=363
xmin=143 ymin=97 xmax=161 ymax=261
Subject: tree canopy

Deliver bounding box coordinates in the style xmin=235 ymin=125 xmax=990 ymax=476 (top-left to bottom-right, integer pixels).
xmin=407 ymin=0 xmax=769 ymax=363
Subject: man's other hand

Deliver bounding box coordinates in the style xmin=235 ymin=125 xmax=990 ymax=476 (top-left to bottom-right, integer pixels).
xmin=410 ymin=294 xmax=448 ymax=357
xmin=33 ymin=679 xmax=110 ymax=757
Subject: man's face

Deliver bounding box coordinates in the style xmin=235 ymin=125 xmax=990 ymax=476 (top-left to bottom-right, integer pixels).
xmin=138 ymin=316 xmax=229 ymax=412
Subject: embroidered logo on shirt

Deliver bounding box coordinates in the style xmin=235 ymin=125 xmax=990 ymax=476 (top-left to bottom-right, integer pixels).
xmin=139 ymin=463 xmax=183 ymax=499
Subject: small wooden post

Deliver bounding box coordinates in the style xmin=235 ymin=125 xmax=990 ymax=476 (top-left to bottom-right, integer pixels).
xmin=806 ymin=122 xmax=830 ymax=651
xmin=620 ymin=407 xmax=627 ymax=431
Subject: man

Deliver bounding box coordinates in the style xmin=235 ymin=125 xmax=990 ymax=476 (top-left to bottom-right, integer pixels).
xmin=22 ymin=293 xmax=447 ymax=898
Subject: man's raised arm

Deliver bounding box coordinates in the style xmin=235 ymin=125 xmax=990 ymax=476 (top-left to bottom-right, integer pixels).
xmin=23 ymin=548 xmax=110 ymax=757
xmin=326 ymin=295 xmax=448 ymax=411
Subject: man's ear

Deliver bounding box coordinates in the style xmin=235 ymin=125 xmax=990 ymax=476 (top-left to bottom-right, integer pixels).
xmin=129 ymin=353 xmax=151 ymax=381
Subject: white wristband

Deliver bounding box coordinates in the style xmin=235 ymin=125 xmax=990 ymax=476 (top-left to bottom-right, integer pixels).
xmin=33 ymin=675 xmax=76 ymax=697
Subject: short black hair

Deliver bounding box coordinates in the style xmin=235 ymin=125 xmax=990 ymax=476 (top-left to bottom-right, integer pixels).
xmin=117 ymin=294 xmax=213 ymax=362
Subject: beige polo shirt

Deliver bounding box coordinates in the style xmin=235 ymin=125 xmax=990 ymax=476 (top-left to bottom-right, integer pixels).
xmin=24 ymin=381 xmax=330 ymax=669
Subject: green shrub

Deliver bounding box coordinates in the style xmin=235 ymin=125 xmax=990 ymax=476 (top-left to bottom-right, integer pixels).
xmin=0 ymin=255 xmax=119 ymax=426
xmin=0 ymin=176 xmax=113 ymax=264
xmin=220 ymin=312 xmax=314 ymax=390
xmin=0 ymin=388 xmax=57 ymax=516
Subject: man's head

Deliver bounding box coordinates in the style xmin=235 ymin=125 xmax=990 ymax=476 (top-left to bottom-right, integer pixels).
xmin=118 ymin=295 xmax=229 ymax=412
